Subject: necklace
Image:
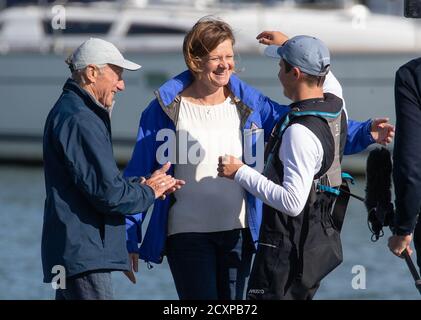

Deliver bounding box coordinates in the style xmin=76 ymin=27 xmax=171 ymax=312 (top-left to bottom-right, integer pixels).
xmin=193 ymin=97 xmax=209 ymax=106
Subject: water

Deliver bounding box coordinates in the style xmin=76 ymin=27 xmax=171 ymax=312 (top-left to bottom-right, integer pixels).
xmin=0 ymin=165 xmax=419 ymax=300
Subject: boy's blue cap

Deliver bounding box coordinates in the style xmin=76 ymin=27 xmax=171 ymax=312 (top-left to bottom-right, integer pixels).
xmin=264 ymin=35 xmax=330 ymax=76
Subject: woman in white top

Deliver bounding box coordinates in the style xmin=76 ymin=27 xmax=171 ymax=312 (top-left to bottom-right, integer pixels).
xmin=166 ymin=18 xmax=251 ymax=300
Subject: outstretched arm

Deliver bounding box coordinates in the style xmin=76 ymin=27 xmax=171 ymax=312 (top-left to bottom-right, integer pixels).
xmin=345 ymin=118 xmax=394 ymax=154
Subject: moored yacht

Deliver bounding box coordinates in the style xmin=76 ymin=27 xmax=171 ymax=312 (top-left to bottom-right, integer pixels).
xmin=0 ymin=0 xmax=417 ymax=170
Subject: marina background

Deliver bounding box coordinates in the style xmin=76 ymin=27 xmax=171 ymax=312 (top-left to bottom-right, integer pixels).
xmin=1 ymin=0 xmax=420 ymax=167
xmin=1 ymin=51 xmax=418 ymax=170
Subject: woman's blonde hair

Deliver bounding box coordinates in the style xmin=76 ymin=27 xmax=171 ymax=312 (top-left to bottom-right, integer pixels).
xmin=183 ymin=16 xmax=235 ymax=75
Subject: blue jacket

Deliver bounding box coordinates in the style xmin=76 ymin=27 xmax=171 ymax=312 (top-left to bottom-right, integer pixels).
xmin=42 ymin=79 xmax=155 ymax=282
xmin=124 ymin=70 xmax=375 ymax=264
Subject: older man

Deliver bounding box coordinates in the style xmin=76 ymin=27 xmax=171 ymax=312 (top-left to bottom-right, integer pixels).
xmin=42 ymin=38 xmax=184 ymax=300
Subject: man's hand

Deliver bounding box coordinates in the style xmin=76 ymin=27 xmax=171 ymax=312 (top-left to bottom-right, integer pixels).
xmin=144 ymin=162 xmax=177 ymax=199
xmin=123 ymin=252 xmax=139 ymax=284
xmin=217 ymin=155 xmax=244 ymax=180
xmin=141 ymin=163 xmax=186 ymax=200
xmin=162 ymin=179 xmax=186 ymax=197
xmin=388 ymin=234 xmax=413 ymax=258
xmin=256 ymin=31 xmax=289 ymax=46
xmin=370 ymin=118 xmax=395 ymax=145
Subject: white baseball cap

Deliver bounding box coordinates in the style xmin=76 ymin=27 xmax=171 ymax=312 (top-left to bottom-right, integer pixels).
xmin=66 ymin=38 xmax=141 ymax=71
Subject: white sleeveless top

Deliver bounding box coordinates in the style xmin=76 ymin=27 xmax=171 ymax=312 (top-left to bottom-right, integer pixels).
xmin=167 ymin=96 xmax=247 ymax=236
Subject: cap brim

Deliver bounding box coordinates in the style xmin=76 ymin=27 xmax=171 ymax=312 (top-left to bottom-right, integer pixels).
xmin=114 ymin=59 xmax=141 ymax=71
xmin=263 ymin=45 xmax=283 ymax=59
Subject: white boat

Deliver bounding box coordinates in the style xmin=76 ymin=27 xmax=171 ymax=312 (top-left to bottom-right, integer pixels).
xmin=0 ymin=0 xmax=418 ymax=171
xmin=1 ymin=0 xmax=420 ymax=54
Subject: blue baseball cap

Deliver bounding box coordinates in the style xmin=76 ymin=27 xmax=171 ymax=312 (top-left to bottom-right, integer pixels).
xmin=264 ymin=35 xmax=330 ymax=76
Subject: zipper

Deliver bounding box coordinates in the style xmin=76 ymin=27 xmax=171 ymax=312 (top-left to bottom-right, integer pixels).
xmin=259 ymin=242 xmax=277 ymax=248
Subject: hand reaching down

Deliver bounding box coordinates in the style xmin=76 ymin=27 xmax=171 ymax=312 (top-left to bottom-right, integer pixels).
xmin=123 ymin=252 xmax=139 ymax=284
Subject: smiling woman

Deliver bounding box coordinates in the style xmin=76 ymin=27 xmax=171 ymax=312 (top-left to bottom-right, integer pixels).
xmin=160 ymin=18 xmax=254 ymax=300
xmin=123 ymin=17 xmax=257 ymax=300
xmin=181 ymin=18 xmax=236 ymax=105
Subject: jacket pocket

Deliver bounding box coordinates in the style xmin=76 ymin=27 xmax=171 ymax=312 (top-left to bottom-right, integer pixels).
xmin=248 ymin=232 xmax=293 ymax=299
xmin=257 ymin=232 xmax=288 ymax=268
xmin=301 ymin=223 xmax=343 ymax=289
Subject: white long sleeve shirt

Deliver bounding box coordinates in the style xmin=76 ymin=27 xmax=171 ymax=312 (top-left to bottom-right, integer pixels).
xmin=234 ymin=72 xmax=345 ymax=217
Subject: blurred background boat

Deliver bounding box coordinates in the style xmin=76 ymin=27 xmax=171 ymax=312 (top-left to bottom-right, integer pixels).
xmin=0 ymin=0 xmax=418 ymax=172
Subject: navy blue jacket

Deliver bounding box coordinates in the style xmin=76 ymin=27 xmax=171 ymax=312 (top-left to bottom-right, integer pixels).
xmin=393 ymin=58 xmax=421 ymax=235
xmin=41 ymin=79 xmax=155 ymax=283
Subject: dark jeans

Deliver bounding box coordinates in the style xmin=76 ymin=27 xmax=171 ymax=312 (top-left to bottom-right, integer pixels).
xmin=166 ymin=228 xmax=254 ymax=300
xmin=55 ymin=270 xmax=113 ymax=300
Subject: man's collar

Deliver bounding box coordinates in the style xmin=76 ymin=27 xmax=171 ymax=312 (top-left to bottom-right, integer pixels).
xmin=63 ymin=78 xmax=113 ymax=118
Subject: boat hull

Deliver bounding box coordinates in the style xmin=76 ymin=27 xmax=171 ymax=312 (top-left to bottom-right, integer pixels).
xmin=1 ymin=51 xmax=417 ymax=171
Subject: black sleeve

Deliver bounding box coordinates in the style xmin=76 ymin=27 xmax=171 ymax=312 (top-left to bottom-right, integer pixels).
xmin=393 ymin=61 xmax=421 ymax=235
